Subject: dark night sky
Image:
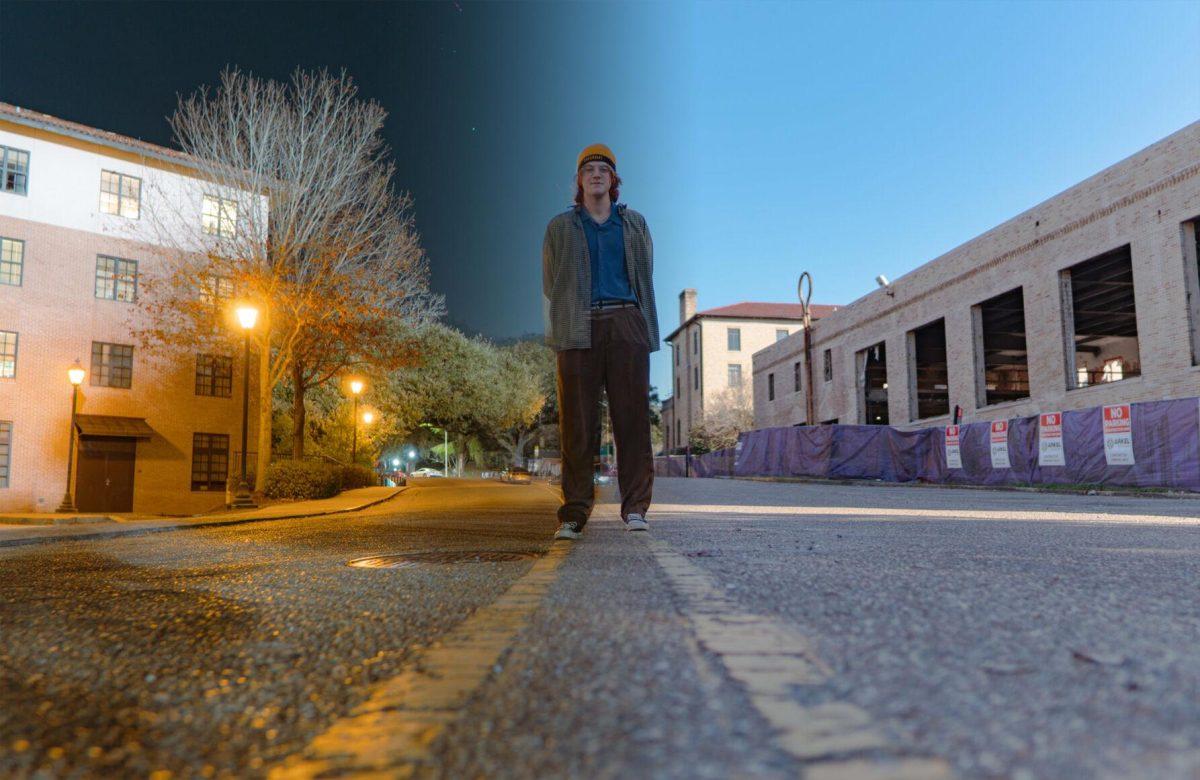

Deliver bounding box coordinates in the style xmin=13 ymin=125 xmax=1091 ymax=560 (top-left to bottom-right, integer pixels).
xmin=0 ymin=1 xmax=674 ymax=344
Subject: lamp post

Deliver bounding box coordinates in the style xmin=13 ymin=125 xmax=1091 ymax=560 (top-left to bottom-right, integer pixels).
xmin=55 ymin=361 xmax=86 ymax=513
xmin=349 ymin=379 xmax=365 ymax=463
xmin=408 ymin=448 xmax=417 ymax=472
xmin=232 ymin=304 xmax=259 ymax=508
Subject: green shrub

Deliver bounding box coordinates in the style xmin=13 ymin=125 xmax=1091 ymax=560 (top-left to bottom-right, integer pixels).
xmin=263 ymin=460 xmax=342 ymax=500
xmin=336 ymin=464 xmax=378 ymax=490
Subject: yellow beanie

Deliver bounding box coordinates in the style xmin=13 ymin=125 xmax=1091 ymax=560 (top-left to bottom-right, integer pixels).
xmin=577 ymin=143 xmax=617 ymax=171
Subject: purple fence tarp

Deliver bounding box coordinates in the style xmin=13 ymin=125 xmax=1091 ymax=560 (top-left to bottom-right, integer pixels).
xmin=655 ymin=396 xmax=1200 ymax=491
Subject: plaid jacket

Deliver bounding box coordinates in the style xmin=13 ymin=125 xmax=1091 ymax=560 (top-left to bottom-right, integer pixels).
xmin=542 ymin=203 xmax=660 ymax=353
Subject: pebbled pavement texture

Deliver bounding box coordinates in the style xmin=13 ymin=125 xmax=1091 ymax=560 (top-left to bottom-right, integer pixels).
xmin=1 ymin=476 xmax=1198 ymax=778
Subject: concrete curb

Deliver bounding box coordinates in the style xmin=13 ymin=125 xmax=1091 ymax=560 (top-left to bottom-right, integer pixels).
xmin=711 ymin=474 xmax=1200 ymax=501
xmin=0 ymin=487 xmax=409 ymax=549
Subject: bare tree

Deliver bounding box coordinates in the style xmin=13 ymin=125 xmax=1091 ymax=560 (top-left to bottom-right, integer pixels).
xmin=690 ymin=385 xmax=754 ymax=453
xmin=136 ymin=68 xmax=442 ymax=486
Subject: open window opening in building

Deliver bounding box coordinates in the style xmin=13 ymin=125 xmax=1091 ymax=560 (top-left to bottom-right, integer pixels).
xmin=1060 ymin=245 xmax=1140 ymax=389
xmin=793 ymin=361 xmax=801 ymax=393
xmin=857 ymin=342 xmax=888 ymax=425
xmin=767 ymin=372 xmax=775 ymax=401
xmin=1183 ymin=217 xmax=1200 ymax=365
xmin=823 ymin=349 xmax=832 ymax=381
xmin=974 ymin=287 xmax=1029 ymax=407
xmin=908 ymin=319 xmax=949 ymax=420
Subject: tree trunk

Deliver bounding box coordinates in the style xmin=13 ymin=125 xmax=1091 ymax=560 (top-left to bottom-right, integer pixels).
xmin=254 ymin=346 xmax=272 ymax=491
xmin=510 ymin=429 xmax=534 ymax=466
xmin=291 ymin=360 xmax=306 ymax=459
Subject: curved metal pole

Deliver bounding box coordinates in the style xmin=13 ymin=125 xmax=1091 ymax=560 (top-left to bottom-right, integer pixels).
xmin=798 ymin=272 xmax=816 ymax=425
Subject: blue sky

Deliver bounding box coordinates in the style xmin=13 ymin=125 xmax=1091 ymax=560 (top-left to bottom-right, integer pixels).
xmin=610 ymin=0 xmax=1200 ymax=395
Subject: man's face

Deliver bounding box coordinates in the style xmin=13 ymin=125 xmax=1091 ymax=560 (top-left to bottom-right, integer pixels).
xmin=580 ymin=161 xmax=613 ymax=198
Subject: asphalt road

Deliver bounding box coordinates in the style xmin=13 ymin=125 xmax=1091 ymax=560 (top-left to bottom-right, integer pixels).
xmin=1 ymin=477 xmax=1198 ymax=778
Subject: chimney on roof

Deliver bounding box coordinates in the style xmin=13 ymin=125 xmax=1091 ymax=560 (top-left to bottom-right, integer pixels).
xmin=680 ymin=289 xmax=697 ymax=325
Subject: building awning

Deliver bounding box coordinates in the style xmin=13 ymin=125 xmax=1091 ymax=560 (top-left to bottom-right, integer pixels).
xmin=74 ymin=415 xmax=156 ymax=439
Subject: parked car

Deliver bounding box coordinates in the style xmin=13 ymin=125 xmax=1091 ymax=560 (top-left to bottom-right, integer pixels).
xmin=501 ymin=466 xmax=532 ymax=484
xmin=411 ymin=467 xmax=445 ymax=478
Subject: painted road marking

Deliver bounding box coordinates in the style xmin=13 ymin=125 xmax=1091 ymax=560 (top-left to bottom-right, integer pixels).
xmin=643 ymin=530 xmax=954 ymax=779
xmin=269 ymin=543 xmax=572 ymax=779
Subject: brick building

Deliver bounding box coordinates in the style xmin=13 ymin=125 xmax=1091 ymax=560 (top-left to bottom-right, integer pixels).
xmin=754 ymin=121 xmax=1200 ymax=431
xmin=0 ymin=103 xmax=262 ymax=514
xmin=662 ymin=289 xmax=838 ymax=452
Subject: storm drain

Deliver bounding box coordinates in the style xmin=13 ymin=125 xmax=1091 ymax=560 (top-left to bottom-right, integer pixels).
xmin=348 ymin=550 xmax=543 ymax=569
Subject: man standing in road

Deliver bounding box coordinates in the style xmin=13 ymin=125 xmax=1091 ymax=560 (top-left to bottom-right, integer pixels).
xmin=542 ymin=144 xmax=660 ymax=540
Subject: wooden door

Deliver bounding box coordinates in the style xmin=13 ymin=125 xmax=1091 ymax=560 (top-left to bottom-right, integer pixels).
xmin=76 ymin=437 xmax=137 ymax=512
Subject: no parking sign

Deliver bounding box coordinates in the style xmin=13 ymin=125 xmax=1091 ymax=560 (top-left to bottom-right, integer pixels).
xmin=1102 ymin=404 xmax=1135 ymax=466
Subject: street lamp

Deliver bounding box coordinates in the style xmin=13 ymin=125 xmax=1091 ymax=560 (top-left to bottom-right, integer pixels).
xmin=232 ymin=304 xmax=259 ymax=508
xmin=55 ymin=361 xmax=86 ymax=513
xmin=348 ymin=379 xmax=365 ymax=463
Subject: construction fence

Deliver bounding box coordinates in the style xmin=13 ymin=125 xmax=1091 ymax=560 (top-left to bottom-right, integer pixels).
xmin=655 ymin=396 xmax=1200 ymax=492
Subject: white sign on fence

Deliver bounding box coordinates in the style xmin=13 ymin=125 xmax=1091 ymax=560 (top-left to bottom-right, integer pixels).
xmin=1038 ymin=412 xmax=1065 ymax=467
xmin=1102 ymin=404 xmax=1135 ymax=466
xmin=945 ymin=425 xmax=962 ymax=469
xmin=989 ymin=420 xmax=1011 ymax=469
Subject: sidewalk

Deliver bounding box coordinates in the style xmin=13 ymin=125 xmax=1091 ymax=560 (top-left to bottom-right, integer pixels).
xmin=0 ymin=486 xmax=406 ymax=548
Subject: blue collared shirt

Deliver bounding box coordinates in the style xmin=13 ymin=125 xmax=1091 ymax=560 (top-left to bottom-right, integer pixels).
xmin=579 ymin=201 xmax=637 ymax=305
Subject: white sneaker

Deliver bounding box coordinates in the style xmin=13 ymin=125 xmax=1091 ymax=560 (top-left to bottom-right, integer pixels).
xmin=554 ymin=521 xmax=583 ymax=540
xmin=624 ymin=513 xmax=649 ymax=532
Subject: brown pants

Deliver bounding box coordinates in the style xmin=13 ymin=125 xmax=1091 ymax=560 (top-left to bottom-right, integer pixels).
xmin=556 ymin=306 xmax=654 ymax=527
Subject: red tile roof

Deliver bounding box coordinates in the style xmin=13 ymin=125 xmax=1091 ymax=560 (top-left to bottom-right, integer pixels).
xmin=696 ymin=302 xmax=841 ymax=320
xmin=0 ymin=101 xmax=195 ymax=165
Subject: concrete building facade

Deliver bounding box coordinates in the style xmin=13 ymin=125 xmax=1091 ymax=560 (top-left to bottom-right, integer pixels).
xmin=0 ymin=103 xmax=262 ymax=514
xmin=662 ymin=289 xmax=838 ymax=452
xmin=754 ymin=121 xmax=1200 ymax=432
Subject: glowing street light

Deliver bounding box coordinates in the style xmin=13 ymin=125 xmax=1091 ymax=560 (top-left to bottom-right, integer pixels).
xmin=232 ymin=303 xmax=259 ymax=508
xmin=348 ymin=379 xmax=366 ymax=463
xmin=56 ymin=361 xmax=86 ymax=513
xmin=391 ymin=457 xmax=401 ymax=469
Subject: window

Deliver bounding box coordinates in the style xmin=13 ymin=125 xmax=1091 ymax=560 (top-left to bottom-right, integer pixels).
xmin=0 ymin=421 xmax=10 ymax=488
xmin=776 ymin=329 xmax=789 ymax=341
xmin=908 ymin=319 xmax=949 ymax=420
xmin=674 ymin=344 xmax=679 ymax=365
xmin=0 ymin=237 xmax=23 ymax=286
xmin=793 ymin=361 xmax=801 ymax=392
xmin=0 ymin=145 xmax=29 ymax=195
xmin=692 ymin=329 xmax=698 ymax=354
xmin=727 ymin=328 xmax=741 ymax=351
xmin=676 ymin=419 xmax=681 ymax=449
xmin=99 ymin=170 xmax=141 ymax=218
xmin=1182 ymin=217 xmax=1200 ymax=364
xmin=0 ymin=331 xmax=16 ymax=378
xmin=728 ymin=364 xmax=742 ymax=387
xmin=195 ymin=354 xmax=233 ymax=397
xmin=95 ymin=255 xmax=138 ymax=302
xmin=675 ymin=376 xmax=680 ymax=397
xmin=823 ymin=349 xmax=833 ymax=382
xmin=693 ymin=366 xmax=699 ymax=390
xmin=974 ymin=287 xmax=1029 ymax=406
xmin=1062 ymin=245 xmax=1140 ymax=389
xmin=199 ymin=274 xmax=235 ymax=305
xmin=91 ymin=342 xmax=133 ymax=388
xmin=768 ymin=373 xmax=775 ymax=401
xmin=202 ymin=194 xmax=237 ymax=238
xmin=857 ymin=342 xmax=888 ymax=425
xmin=191 ymin=433 xmax=229 ymax=491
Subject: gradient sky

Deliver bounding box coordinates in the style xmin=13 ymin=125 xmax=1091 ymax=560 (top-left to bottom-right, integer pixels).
xmin=1 ymin=1 xmax=1197 ymax=397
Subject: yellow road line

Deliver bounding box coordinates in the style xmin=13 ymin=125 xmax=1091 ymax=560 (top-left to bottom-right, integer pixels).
xmin=644 ymin=533 xmax=954 ymax=779
xmin=269 ymin=543 xmax=572 ymax=779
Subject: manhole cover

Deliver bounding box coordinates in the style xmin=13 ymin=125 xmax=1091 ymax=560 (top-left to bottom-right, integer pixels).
xmin=348 ymin=550 xmax=542 ymax=569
